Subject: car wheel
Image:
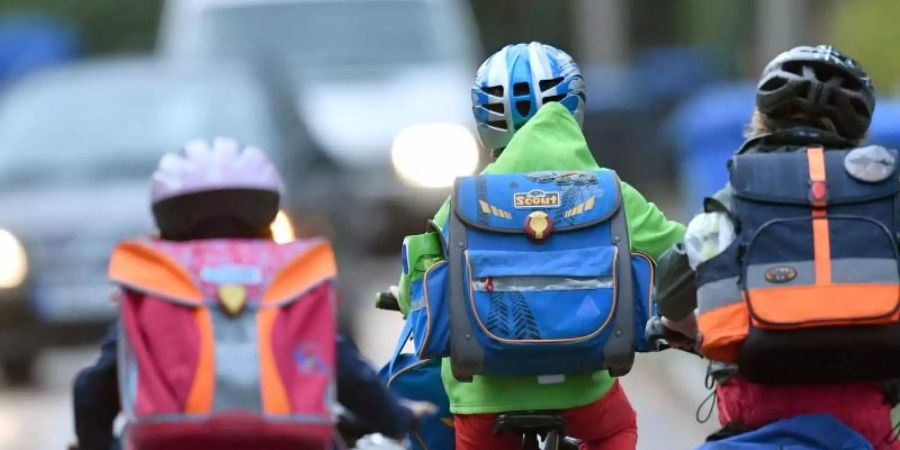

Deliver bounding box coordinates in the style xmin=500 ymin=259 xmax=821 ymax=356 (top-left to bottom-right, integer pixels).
xmin=3 ymin=356 xmax=35 ymax=385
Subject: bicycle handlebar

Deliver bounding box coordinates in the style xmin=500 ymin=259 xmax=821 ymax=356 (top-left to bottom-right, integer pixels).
xmin=375 ymin=291 xmax=401 ymax=312
xmin=645 ymin=316 xmax=701 ymax=356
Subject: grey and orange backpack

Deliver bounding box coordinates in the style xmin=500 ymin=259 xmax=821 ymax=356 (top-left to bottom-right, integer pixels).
xmin=696 ymin=145 xmax=900 ymax=384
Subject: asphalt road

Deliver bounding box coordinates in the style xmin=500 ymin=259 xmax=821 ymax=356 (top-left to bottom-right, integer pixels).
xmin=0 ymin=256 xmax=717 ymax=450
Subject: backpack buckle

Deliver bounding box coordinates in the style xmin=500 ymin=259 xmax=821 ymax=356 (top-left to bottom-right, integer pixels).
xmin=809 ymin=180 xmax=828 ymax=207
xmin=525 ymin=211 xmax=553 ymax=242
xmin=218 ymin=284 xmax=248 ymax=316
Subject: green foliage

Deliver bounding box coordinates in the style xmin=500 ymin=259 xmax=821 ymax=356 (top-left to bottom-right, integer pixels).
xmin=830 ymin=0 xmax=900 ymax=94
xmin=0 ymin=0 xmax=163 ymax=55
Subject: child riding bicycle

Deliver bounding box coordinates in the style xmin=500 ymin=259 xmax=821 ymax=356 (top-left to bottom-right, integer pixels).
xmin=72 ymin=138 xmax=433 ymax=450
xmin=655 ymin=45 xmax=900 ymax=449
xmin=394 ymin=42 xmax=685 ymax=450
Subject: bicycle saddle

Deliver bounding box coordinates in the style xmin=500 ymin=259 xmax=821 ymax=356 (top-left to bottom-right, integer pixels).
xmin=492 ymin=411 xmax=566 ymax=436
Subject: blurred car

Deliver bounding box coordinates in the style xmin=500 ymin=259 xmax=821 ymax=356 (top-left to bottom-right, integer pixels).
xmin=0 ymin=56 xmax=311 ymax=382
xmin=158 ymin=0 xmax=484 ymax=250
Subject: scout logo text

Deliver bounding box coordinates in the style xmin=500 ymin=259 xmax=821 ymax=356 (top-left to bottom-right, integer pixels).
xmin=514 ymin=189 xmax=560 ymax=208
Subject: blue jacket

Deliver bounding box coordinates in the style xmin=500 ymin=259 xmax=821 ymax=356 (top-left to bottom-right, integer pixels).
xmin=73 ymin=322 xmax=415 ymax=450
xmin=697 ymin=414 xmax=873 ymax=450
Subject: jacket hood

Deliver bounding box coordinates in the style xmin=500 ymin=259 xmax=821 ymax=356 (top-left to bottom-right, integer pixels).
xmin=488 ymin=102 xmax=600 ymax=174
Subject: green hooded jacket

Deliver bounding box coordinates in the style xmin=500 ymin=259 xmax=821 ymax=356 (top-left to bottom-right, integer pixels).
xmin=397 ymin=102 xmax=684 ymax=413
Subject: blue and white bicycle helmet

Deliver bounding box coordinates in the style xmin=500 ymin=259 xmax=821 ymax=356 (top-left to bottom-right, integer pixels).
xmin=472 ymin=42 xmax=586 ymax=153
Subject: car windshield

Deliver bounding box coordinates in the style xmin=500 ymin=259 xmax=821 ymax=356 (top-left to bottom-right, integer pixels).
xmin=0 ymin=64 xmax=282 ymax=188
xmin=200 ymin=0 xmax=446 ymax=77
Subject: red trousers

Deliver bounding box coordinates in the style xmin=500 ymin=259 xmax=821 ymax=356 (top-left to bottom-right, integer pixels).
xmin=717 ymin=377 xmax=900 ymax=450
xmin=453 ymin=381 xmax=637 ymax=450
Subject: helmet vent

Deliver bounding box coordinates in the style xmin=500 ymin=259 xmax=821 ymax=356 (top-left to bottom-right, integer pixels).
xmin=841 ymin=75 xmax=862 ymax=90
xmin=539 ymin=77 xmax=564 ymax=91
xmin=488 ymin=120 xmax=508 ymax=130
xmin=543 ymin=94 xmax=566 ymax=104
xmin=760 ymin=77 xmax=787 ymax=92
xmin=812 ymin=65 xmax=839 ymax=82
xmin=850 ymin=98 xmax=872 ymax=118
xmin=483 ymin=85 xmax=504 ymax=97
xmin=796 ymin=81 xmax=810 ymax=99
xmin=513 ymin=82 xmax=531 ymax=96
xmin=485 ymin=103 xmax=505 ymax=114
xmin=515 ymin=100 xmax=531 ymax=117
xmin=782 ymin=61 xmax=805 ymax=76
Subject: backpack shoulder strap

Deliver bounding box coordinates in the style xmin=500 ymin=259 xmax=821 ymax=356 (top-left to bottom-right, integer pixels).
xmin=108 ymin=240 xmax=204 ymax=304
xmin=447 ymin=178 xmax=484 ymax=382
xmin=603 ymin=173 xmax=635 ymax=377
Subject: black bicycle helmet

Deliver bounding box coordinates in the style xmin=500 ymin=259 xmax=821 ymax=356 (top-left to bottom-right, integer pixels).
xmin=756 ymin=45 xmax=875 ymax=140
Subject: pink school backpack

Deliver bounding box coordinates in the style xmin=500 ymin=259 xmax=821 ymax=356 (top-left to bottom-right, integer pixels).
xmin=109 ymin=238 xmax=337 ymax=450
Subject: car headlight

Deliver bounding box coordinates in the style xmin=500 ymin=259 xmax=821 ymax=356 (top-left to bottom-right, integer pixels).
xmin=391 ymin=123 xmax=480 ymax=188
xmin=0 ymin=229 xmax=27 ymax=288
xmin=270 ymin=210 xmax=296 ymax=244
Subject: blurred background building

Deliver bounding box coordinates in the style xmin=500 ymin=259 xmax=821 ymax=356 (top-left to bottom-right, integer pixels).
xmin=0 ymin=0 xmax=898 ymax=448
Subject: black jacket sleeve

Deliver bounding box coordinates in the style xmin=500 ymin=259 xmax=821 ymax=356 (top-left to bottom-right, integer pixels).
xmin=336 ymin=333 xmax=415 ymax=438
xmin=73 ymin=321 xmax=120 ymax=450
xmin=655 ymin=243 xmax=698 ymax=321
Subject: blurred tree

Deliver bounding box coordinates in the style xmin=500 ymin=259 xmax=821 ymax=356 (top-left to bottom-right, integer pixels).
xmin=468 ymin=0 xmax=575 ymax=58
xmin=0 ymin=0 xmax=163 ymax=55
xmin=668 ymin=0 xmax=755 ymax=78
xmin=829 ymin=0 xmax=900 ymax=94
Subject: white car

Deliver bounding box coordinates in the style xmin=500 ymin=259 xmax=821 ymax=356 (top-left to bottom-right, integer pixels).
xmin=0 ymin=56 xmax=304 ymax=381
xmin=158 ymin=0 xmax=484 ymax=248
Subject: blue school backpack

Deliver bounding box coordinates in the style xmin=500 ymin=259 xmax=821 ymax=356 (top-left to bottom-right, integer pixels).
xmin=695 ymin=414 xmax=873 ymax=450
xmin=405 ymin=170 xmax=657 ymax=382
xmin=380 ymin=320 xmax=455 ymax=450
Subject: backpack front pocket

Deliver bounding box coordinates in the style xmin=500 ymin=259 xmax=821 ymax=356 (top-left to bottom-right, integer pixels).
xmin=409 ymin=261 xmax=451 ymax=359
xmin=464 ymin=246 xmax=618 ymax=344
xmin=744 ymin=216 xmax=900 ymax=329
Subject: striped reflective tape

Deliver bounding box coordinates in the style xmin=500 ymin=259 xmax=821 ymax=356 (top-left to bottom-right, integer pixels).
xmin=697 ymin=276 xmax=742 ymax=313
xmin=472 ymin=276 xmax=613 ymax=292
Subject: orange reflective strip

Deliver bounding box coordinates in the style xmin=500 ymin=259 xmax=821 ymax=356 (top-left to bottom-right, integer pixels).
xmin=108 ymin=242 xmax=203 ymax=303
xmin=262 ymin=241 xmax=337 ymax=304
xmin=258 ymin=308 xmax=290 ymax=414
xmin=811 ymin=212 xmax=832 ymax=285
xmin=697 ymin=301 xmax=748 ymax=363
xmin=185 ymin=308 xmax=215 ymax=413
xmin=807 ymin=147 xmax=832 ymax=285
xmin=748 ymin=284 xmax=898 ymax=328
xmin=807 ymin=146 xmax=826 ymax=182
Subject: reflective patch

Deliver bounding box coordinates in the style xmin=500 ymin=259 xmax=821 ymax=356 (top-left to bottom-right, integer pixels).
xmin=697 ymin=277 xmax=741 ymax=312
xmin=472 ymin=276 xmax=612 ymax=292
xmin=844 ymin=145 xmax=896 ymax=183
xmin=526 ymin=171 xmax=599 ymax=186
xmin=201 ymin=265 xmax=263 ymax=285
xmin=537 ymin=374 xmax=566 ymax=384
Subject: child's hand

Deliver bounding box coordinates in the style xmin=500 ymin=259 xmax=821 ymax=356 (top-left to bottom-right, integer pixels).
xmin=661 ymin=313 xmax=699 ymax=351
xmin=661 ymin=313 xmax=697 ymax=339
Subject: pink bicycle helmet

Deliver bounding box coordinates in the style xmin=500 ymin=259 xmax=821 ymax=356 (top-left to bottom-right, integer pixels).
xmin=151 ymin=138 xmax=283 ymax=239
